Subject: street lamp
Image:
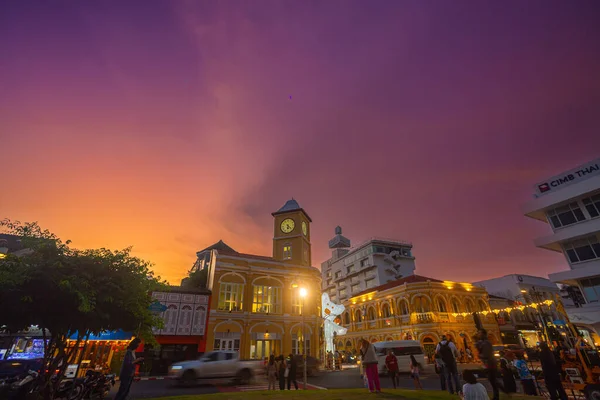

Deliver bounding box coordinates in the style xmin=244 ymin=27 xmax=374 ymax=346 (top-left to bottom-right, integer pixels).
xmin=299 ymin=287 xmax=308 ymax=390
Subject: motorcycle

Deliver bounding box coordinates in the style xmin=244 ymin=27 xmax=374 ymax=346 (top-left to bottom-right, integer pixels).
xmin=5 ymin=369 xmax=40 ymax=399
xmin=52 ymin=374 xmax=86 ymax=399
xmin=74 ymin=370 xmax=115 ymax=399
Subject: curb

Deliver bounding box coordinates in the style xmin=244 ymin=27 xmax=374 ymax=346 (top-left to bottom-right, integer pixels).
xmin=133 ymin=376 xmax=168 ymax=381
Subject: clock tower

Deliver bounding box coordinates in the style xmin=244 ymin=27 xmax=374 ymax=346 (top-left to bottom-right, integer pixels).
xmin=272 ymin=198 xmax=312 ymax=266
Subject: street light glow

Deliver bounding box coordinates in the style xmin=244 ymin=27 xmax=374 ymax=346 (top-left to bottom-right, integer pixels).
xmin=299 ymin=288 xmax=307 ymax=297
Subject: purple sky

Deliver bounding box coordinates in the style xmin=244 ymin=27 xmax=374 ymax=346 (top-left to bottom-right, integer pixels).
xmin=1 ymin=1 xmax=600 ymax=283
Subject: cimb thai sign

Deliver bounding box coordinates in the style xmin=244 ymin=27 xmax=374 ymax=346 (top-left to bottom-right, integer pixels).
xmin=535 ymin=157 xmax=600 ymax=196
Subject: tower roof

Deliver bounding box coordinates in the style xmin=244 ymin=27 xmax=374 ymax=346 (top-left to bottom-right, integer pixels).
xmin=271 ymin=198 xmax=312 ymax=222
xmin=197 ymin=240 xmax=236 ymax=254
xmin=328 ymin=226 xmax=351 ymax=248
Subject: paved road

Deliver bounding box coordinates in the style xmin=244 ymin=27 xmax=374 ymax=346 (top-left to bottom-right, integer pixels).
xmin=108 ymin=363 xmax=510 ymax=399
xmin=108 ymin=376 xmax=322 ymax=399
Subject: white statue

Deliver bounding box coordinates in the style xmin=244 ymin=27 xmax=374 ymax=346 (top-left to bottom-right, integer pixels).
xmin=321 ymin=293 xmax=347 ymax=368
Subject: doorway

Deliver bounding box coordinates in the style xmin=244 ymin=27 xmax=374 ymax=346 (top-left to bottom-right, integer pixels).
xmin=251 ymin=340 xmax=274 ymax=359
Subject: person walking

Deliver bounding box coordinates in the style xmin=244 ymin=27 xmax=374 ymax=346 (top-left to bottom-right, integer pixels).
xmin=434 ymin=353 xmax=447 ymax=391
xmin=460 ymin=370 xmax=489 ymax=400
xmin=286 ymin=354 xmax=298 ymax=390
xmin=409 ymin=355 xmax=423 ymax=390
xmin=266 ymin=355 xmax=278 ymax=391
xmin=114 ymin=338 xmax=143 ymax=400
xmin=277 ymin=355 xmax=287 ymax=390
xmin=500 ymin=356 xmax=517 ymax=393
xmin=476 ymin=329 xmax=506 ymax=400
xmin=385 ymin=350 xmax=399 ymax=389
xmin=436 ymin=335 xmax=460 ymax=394
xmin=360 ymin=339 xmax=381 ymax=393
xmin=513 ymin=353 xmax=537 ymax=396
xmin=540 ymin=343 xmax=568 ymax=400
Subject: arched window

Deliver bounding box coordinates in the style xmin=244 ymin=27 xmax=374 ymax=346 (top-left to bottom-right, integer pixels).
xmin=343 ymin=312 xmax=350 ymax=325
xmin=381 ymin=303 xmax=391 ymax=318
xmin=437 ymin=298 xmax=448 ymax=312
xmin=451 ymin=298 xmax=461 ymax=313
xmin=367 ymin=307 xmax=376 ymax=321
xmin=345 ymin=340 xmax=352 ymax=349
xmin=465 ymin=300 xmax=474 ymax=313
xmin=398 ymin=299 xmax=409 ymax=315
xmin=218 ymin=274 xmax=245 ymax=311
xmin=252 ymin=277 xmax=282 ymax=314
xmin=355 ymin=309 xmax=363 ymax=322
xmin=413 ymin=296 xmax=430 ymax=313
xmin=191 ymin=306 xmax=207 ymax=335
xmin=283 ymin=243 xmax=292 ymax=260
xmin=478 ymin=300 xmax=488 ymax=312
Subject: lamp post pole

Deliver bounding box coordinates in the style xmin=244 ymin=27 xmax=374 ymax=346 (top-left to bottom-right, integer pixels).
xmin=302 ymin=295 xmax=307 ymax=390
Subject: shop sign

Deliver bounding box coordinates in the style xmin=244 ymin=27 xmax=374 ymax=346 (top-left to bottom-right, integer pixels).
xmin=149 ymin=301 xmax=167 ymax=313
xmin=535 ymin=157 xmax=600 ymax=196
xmin=68 ymin=330 xmax=133 ymax=341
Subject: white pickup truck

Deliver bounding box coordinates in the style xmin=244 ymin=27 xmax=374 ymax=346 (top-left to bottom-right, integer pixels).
xmin=168 ymin=351 xmax=264 ymax=386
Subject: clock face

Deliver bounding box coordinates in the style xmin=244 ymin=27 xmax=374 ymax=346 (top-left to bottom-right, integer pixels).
xmin=302 ymin=221 xmax=308 ymax=236
xmin=280 ymin=218 xmax=295 ymax=233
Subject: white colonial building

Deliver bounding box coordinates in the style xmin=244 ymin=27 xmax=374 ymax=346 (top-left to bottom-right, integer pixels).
xmin=523 ymin=156 xmax=600 ymax=340
xmin=321 ymin=227 xmax=416 ymax=303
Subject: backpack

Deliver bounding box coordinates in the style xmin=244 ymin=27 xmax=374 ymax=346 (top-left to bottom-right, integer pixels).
xmin=438 ymin=342 xmax=455 ymax=366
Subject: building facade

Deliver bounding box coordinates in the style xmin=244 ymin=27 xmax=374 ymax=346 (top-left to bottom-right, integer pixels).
xmin=200 ymin=199 xmax=322 ymax=360
xmin=336 ymin=275 xmax=500 ymax=361
xmin=487 ymin=295 xmax=548 ymax=349
xmin=146 ymin=287 xmax=211 ymax=374
xmin=321 ymin=228 xmax=416 ymax=304
xmin=522 ymin=156 xmax=600 ymax=338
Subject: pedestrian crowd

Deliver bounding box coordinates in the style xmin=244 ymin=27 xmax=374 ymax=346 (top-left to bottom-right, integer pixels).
xmin=354 ymin=328 xmax=572 ymax=400
xmin=265 ymin=354 xmax=299 ymax=390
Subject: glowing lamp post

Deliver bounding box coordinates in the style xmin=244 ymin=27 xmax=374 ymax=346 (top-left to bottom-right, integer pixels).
xmin=299 ymin=287 xmax=308 ymax=390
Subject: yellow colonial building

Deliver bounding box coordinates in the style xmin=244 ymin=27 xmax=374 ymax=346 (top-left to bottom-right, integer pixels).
xmin=199 ymin=199 xmax=322 ymax=360
xmin=338 ymin=275 xmax=501 ymax=360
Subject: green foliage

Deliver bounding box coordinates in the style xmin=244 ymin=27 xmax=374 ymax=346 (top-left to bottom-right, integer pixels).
xmin=0 ymin=218 xmax=168 ymax=399
xmin=181 ymin=266 xmax=208 ymax=289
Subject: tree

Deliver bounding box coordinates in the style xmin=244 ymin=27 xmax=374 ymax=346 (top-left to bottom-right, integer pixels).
xmin=0 ymin=219 xmax=166 ymax=399
xmin=181 ymin=266 xmax=208 ymax=289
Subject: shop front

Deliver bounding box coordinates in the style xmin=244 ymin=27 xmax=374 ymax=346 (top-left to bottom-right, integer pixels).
xmin=1 ymin=326 xmax=49 ymax=361
xmin=66 ymin=330 xmax=134 ymax=377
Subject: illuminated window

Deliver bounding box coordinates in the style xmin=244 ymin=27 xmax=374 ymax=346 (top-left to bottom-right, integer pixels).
xmin=351 ymin=284 xmax=360 ymax=293
xmin=347 ymin=265 xmax=356 ymax=273
xmin=382 ymin=304 xmax=391 ymax=318
xmin=252 ymin=284 xmax=282 ymax=314
xmin=437 ymin=298 xmax=448 ymax=312
xmin=291 ymin=289 xmax=303 ymax=315
xmin=398 ymin=299 xmax=409 ymax=315
xmin=292 ymin=330 xmax=311 ymax=355
xmin=283 ymin=244 xmax=292 ymax=260
xmin=343 ymin=312 xmax=350 ymax=325
xmin=218 ymin=282 xmax=244 ymax=311
xmin=465 ymin=300 xmax=474 ymax=313
xmin=355 ymin=309 xmax=363 ymax=322
xmin=478 ymin=300 xmax=488 ymax=312
xmin=339 ymin=288 xmax=347 ymax=298
xmin=451 ymin=298 xmax=461 ymax=313
xmin=413 ymin=296 xmax=430 ymax=313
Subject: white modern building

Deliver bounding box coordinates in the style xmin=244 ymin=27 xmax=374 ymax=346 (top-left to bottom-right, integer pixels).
xmin=320 ymin=227 xmax=416 ymax=302
xmin=523 ymin=156 xmax=600 ymax=338
xmin=474 ymin=274 xmax=561 ymax=302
